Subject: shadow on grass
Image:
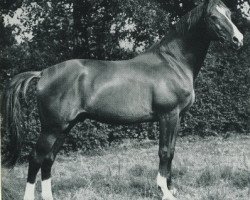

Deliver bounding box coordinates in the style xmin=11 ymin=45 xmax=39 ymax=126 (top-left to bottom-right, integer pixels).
xmin=203 ymin=190 xmax=227 ymax=200
xmin=196 ymin=167 xmax=217 ymax=187
xmin=196 ymin=165 xmax=250 ymax=189
xmin=87 ymin=166 xmax=160 ymax=199
xmin=2 ymin=182 xmax=21 ymax=200
xmin=172 ymin=165 xmax=188 ymax=178
xmin=2 ymin=171 xmax=25 ymax=200
xmin=53 ymin=177 xmax=88 ymax=192
xmin=220 ymin=166 xmax=250 ymax=188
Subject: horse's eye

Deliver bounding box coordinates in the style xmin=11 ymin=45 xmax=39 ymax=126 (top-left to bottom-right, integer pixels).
xmin=211 ymin=15 xmax=217 ymax=21
xmin=227 ymin=12 xmax=232 ymax=19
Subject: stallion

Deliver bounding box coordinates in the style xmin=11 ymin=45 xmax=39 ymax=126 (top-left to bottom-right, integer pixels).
xmin=1 ymin=0 xmax=243 ymax=199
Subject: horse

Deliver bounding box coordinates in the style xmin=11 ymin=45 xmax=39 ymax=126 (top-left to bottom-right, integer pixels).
xmin=1 ymin=0 xmax=243 ymax=200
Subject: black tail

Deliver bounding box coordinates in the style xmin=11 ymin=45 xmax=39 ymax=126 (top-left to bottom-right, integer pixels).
xmin=1 ymin=71 xmax=41 ymax=168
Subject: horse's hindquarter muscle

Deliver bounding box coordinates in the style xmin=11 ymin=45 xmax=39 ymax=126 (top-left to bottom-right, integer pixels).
xmin=37 ymin=59 xmax=90 ymax=124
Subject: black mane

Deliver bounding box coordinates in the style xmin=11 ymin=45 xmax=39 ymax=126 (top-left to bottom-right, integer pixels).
xmin=146 ymin=2 xmax=207 ymax=52
xmin=175 ymin=2 xmax=206 ymax=35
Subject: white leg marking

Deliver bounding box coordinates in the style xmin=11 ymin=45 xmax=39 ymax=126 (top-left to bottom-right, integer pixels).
xmin=42 ymin=178 xmax=53 ymax=200
xmin=23 ymin=182 xmax=35 ymax=200
xmin=170 ymin=187 xmax=177 ymax=196
xmin=157 ymin=172 xmax=176 ymax=200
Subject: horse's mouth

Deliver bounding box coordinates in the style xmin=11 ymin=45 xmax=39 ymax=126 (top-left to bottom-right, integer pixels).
xmin=218 ymin=35 xmax=226 ymax=44
xmin=232 ymin=43 xmax=242 ymax=50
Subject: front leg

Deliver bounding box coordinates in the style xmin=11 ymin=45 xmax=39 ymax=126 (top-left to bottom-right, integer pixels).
xmin=157 ymin=110 xmax=180 ymax=200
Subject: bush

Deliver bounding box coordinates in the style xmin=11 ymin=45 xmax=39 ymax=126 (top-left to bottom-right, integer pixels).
xmin=181 ymin=32 xmax=250 ymax=136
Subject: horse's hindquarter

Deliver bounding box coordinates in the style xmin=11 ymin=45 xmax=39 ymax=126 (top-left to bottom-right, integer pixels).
xmin=36 ymin=60 xmax=91 ymax=125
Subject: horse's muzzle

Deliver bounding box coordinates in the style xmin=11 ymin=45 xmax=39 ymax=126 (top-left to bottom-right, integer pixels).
xmin=232 ymin=34 xmax=243 ymax=50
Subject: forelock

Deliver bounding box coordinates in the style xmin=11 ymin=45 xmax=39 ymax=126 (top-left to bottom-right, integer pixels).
xmin=206 ymin=0 xmax=228 ymax=13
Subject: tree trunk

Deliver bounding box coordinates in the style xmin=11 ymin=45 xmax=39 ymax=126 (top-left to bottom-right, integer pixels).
xmin=72 ymin=0 xmax=91 ymax=58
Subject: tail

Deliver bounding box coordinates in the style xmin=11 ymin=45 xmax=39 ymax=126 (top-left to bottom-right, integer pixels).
xmin=1 ymin=71 xmax=41 ymax=168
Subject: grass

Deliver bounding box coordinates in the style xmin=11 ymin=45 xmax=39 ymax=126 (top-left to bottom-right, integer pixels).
xmin=2 ymin=135 xmax=250 ymax=200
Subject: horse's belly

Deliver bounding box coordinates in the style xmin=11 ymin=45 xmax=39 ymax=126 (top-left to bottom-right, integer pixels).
xmin=86 ymin=101 xmax=154 ymax=124
xmin=84 ymin=82 xmax=154 ymax=123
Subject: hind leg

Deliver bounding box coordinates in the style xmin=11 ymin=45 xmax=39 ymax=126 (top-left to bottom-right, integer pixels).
xmin=23 ymin=126 xmax=66 ymax=200
xmin=40 ymin=133 xmax=66 ymax=200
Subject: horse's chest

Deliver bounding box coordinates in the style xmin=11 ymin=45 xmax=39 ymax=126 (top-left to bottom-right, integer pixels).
xmin=153 ymin=79 xmax=195 ymax=112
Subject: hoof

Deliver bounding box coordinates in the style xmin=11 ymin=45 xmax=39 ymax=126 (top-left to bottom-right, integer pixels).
xmin=23 ymin=196 xmax=34 ymax=200
xmin=162 ymin=197 xmax=177 ymax=200
xmin=42 ymin=194 xmax=53 ymax=200
xmin=42 ymin=196 xmax=53 ymax=200
xmin=162 ymin=192 xmax=177 ymax=200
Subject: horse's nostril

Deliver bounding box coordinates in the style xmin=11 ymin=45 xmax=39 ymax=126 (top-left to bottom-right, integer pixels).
xmin=232 ymin=36 xmax=239 ymax=43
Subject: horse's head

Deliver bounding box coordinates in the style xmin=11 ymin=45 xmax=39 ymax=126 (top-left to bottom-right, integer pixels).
xmin=205 ymin=0 xmax=243 ymax=49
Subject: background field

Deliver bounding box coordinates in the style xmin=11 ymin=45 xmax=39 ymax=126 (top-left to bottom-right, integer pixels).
xmin=2 ymin=135 xmax=250 ymax=200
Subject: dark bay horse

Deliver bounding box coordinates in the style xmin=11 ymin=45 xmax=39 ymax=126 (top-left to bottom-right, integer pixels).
xmin=1 ymin=0 xmax=243 ymax=200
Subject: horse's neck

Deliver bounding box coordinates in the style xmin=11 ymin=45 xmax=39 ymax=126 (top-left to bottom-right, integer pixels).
xmin=160 ymin=26 xmax=210 ymax=79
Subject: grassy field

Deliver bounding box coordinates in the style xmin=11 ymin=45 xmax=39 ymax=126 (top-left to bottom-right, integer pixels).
xmin=2 ymin=135 xmax=250 ymax=200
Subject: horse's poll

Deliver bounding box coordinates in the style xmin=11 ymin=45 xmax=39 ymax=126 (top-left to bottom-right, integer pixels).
xmin=1 ymin=1 xmax=243 ymax=200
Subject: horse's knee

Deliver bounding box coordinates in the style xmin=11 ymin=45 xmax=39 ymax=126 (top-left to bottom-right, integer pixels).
xmin=27 ymin=151 xmax=44 ymax=183
xmin=41 ymin=153 xmax=55 ymax=180
xmin=43 ymin=154 xmax=54 ymax=167
xmin=159 ymin=148 xmax=174 ymax=162
xmin=28 ymin=144 xmax=54 ymax=169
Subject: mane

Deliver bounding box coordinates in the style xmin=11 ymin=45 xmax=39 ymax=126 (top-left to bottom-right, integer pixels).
xmin=146 ymin=2 xmax=207 ymax=52
xmin=175 ymin=2 xmax=206 ymax=35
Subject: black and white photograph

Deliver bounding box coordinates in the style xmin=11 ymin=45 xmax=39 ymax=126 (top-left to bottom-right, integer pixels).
xmin=1 ymin=0 xmax=250 ymax=199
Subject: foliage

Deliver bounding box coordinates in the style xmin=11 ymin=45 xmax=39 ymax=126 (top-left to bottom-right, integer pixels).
xmin=181 ymin=32 xmax=250 ymax=136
